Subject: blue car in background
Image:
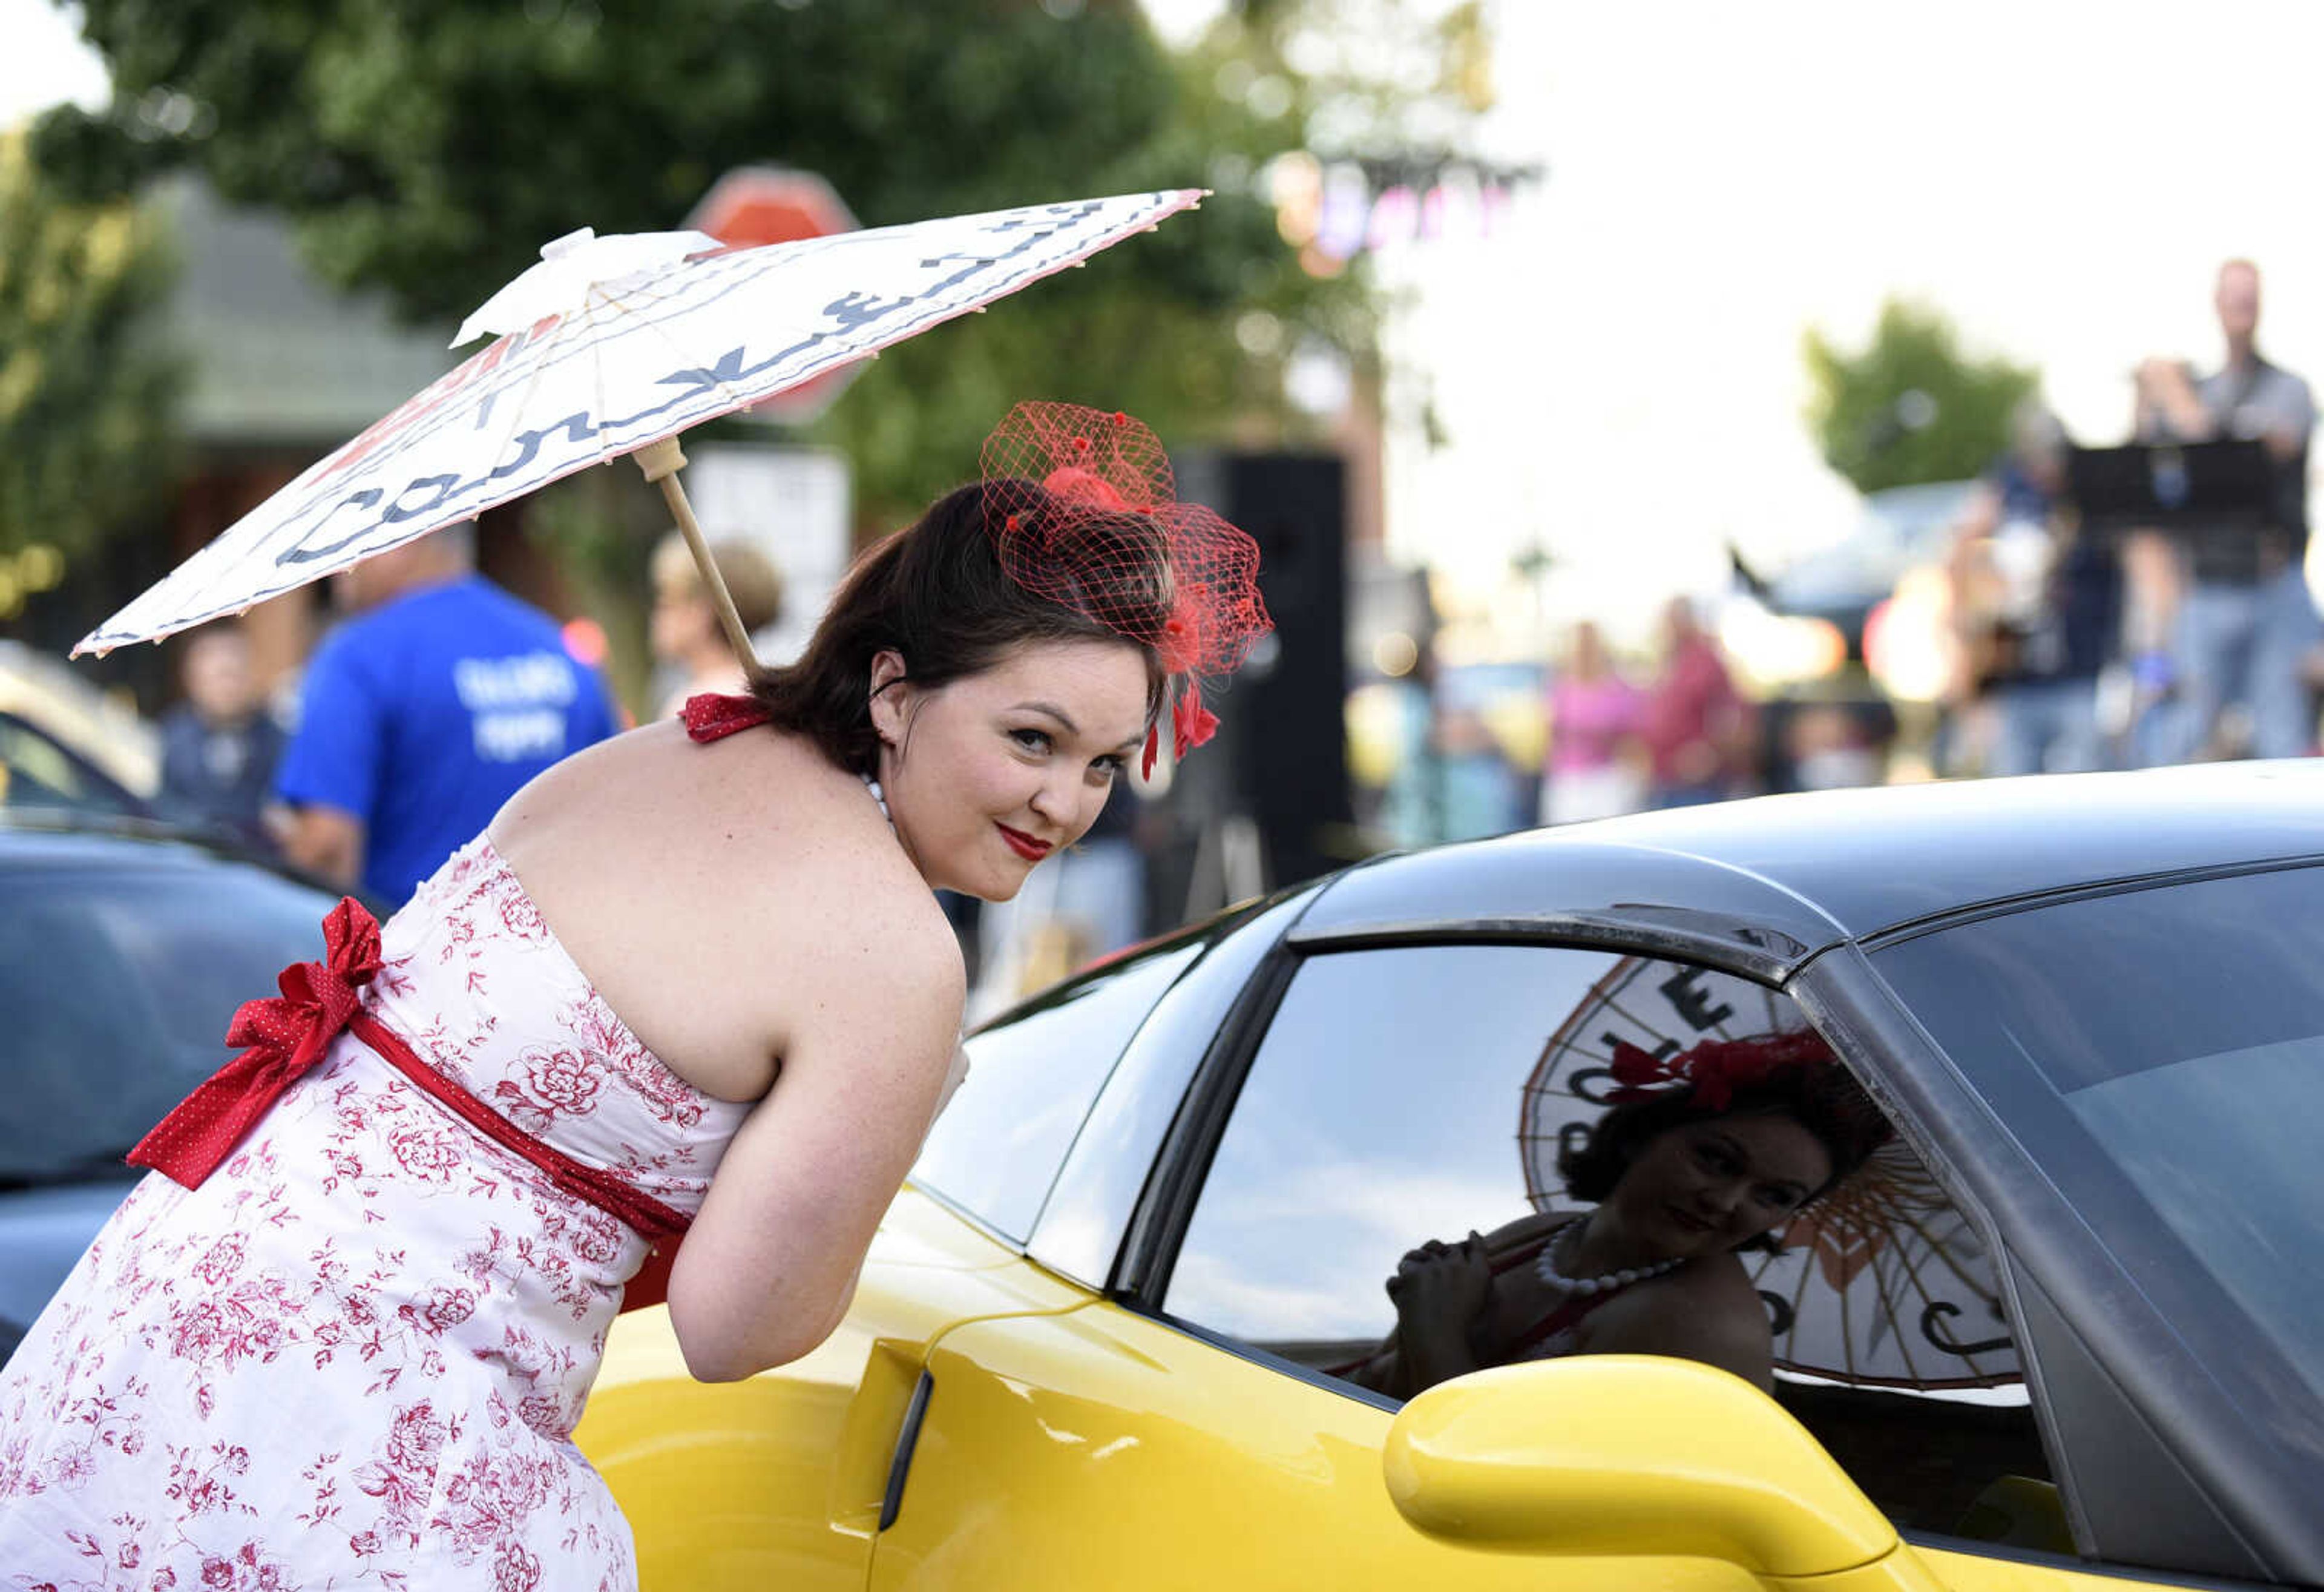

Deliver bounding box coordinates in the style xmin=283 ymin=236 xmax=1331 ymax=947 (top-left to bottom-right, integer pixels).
xmin=0 ymin=816 xmax=339 ymax=1360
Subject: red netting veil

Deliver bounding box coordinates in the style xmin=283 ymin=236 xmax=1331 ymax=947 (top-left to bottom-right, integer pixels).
xmin=980 ymin=402 xmax=1273 ymax=777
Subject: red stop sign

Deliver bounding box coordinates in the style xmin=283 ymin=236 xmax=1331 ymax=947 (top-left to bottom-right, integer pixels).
xmin=686 ymin=167 xmax=864 ymax=424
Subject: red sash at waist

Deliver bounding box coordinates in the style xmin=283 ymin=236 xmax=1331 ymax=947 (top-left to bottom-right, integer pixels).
xmin=129 ymin=896 xmax=692 ymax=1248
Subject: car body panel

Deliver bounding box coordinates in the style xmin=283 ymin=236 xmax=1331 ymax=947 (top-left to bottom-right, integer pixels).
xmin=602 ymin=1192 xmax=2177 ymax=1592
xmin=585 ymin=765 xmax=2324 ymax=1589
xmin=579 ymin=1187 xmax=1092 ymax=1592
xmin=1302 ymin=760 xmax=2324 ymax=948
xmin=1293 ymin=831 xmax=1846 ymax=973
xmin=1912 ymin=1545 xmax=2176 ymax=1592
xmin=0 ymin=1178 xmax=143 ymax=1327
xmin=866 ymin=1298 xmax=1762 ymax=1592
xmin=0 ymin=818 xmax=343 ymax=1357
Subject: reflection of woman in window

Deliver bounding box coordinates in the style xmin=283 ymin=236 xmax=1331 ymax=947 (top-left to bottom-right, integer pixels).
xmin=1348 ymin=1033 xmax=1889 ymax=1397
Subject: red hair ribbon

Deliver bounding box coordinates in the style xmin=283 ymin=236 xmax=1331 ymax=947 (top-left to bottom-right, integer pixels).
xmin=1607 ymin=1030 xmax=1837 ymax=1112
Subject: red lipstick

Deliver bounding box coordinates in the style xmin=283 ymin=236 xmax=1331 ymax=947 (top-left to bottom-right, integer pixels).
xmin=998 ymin=824 xmax=1054 ymax=861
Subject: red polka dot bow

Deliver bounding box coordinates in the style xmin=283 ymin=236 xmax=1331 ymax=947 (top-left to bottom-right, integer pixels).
xmin=679 ymin=691 xmax=773 ymax=742
xmin=129 ymin=897 xmax=384 ymax=1186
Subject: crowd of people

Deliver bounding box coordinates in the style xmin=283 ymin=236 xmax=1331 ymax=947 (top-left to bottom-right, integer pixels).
xmin=1942 ymin=258 xmax=2320 ymax=777
xmin=1395 ymin=255 xmax=2324 ymax=840
xmin=1375 ymin=594 xmax=1770 ymax=849
xmin=144 ymin=527 xmax=788 ymax=912
xmin=107 ymin=254 xmax=2324 ymax=1001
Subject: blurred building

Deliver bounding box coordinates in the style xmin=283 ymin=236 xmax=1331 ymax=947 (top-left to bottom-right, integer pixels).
xmin=51 ymin=176 xmax=596 ymax=711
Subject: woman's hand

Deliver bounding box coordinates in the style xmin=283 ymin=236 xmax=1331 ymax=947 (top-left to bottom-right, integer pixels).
xmin=1387 ymin=1232 xmax=1492 ymax=1320
xmin=1383 ymin=1231 xmax=1494 ymax=1391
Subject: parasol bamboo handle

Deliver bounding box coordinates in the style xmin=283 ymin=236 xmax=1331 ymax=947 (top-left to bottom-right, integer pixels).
xmin=632 ymin=435 xmax=760 ymax=676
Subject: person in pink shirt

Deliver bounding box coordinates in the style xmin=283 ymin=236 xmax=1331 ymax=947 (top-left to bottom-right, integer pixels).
xmin=1641 ymin=597 xmax=1756 ymax=808
xmin=1539 ymin=620 xmax=1646 ymax=825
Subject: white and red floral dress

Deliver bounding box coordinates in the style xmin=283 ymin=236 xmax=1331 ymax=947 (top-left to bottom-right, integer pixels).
xmin=0 ymin=834 xmax=752 ymax=1590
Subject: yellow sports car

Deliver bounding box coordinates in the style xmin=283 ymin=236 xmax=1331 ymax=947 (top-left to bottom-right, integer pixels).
xmin=580 ymin=764 xmax=2324 ymax=1589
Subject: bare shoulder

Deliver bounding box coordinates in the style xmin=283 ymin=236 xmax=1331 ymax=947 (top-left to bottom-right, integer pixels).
xmin=497 ymin=717 xmax=912 ymax=917
xmin=490 ymin=720 xmax=960 ymax=1096
xmin=1581 ymin=1251 xmax=1776 ymax=1386
xmin=792 ymin=864 xmax=965 ymax=998
xmin=1638 ymin=1249 xmax=1772 ymax=1327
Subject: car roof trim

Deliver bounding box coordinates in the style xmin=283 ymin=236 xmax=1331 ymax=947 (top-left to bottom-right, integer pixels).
xmin=1287 ymin=906 xmax=1812 ymax=983
xmin=1855 ymin=851 xmax=2324 ymax=951
xmin=1296 ymin=834 xmax=1851 ymax=971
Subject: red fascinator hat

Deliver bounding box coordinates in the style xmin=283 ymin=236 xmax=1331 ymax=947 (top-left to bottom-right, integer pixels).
xmin=1601 ymin=1028 xmax=1894 ymax=1164
xmin=981 ymin=402 xmax=1272 ymax=777
xmin=1607 ymin=1030 xmax=1842 ymax=1112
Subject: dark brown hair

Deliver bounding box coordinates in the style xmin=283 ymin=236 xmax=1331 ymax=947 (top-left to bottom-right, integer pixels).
xmin=1557 ymin=1055 xmax=1892 ymax=1243
xmin=747 ymin=479 xmax=1173 ymax=774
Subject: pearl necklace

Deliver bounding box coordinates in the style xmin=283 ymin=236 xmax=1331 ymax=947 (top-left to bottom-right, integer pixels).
xmin=1534 ymin=1217 xmax=1683 ymax=1297
xmin=861 ymin=772 xmax=892 ymax=830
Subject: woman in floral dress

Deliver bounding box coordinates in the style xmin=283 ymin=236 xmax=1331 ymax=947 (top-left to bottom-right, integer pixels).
xmin=0 ymin=404 xmax=1270 ymax=1588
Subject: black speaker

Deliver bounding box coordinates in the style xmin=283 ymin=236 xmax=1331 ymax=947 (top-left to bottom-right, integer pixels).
xmin=1173 ymin=449 xmax=1351 ymax=891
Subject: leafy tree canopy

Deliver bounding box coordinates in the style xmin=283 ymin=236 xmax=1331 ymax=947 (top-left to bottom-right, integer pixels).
xmin=1804 ymin=299 xmax=2039 ymax=495
xmin=31 ymin=0 xmax=1444 ymax=522
xmin=0 ymin=128 xmax=179 ymax=585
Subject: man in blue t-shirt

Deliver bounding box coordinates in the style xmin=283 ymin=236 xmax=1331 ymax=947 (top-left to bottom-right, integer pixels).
xmin=274 ymin=525 xmax=620 ymax=905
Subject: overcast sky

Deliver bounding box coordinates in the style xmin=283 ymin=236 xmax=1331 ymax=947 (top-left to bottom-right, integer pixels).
xmin=11 ymin=1 xmax=2324 ymax=645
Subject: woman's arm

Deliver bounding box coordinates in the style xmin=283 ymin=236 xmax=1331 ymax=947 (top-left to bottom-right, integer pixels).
xmin=663 ymin=904 xmax=967 ymax=1383
xmin=785 ymin=1042 xmax=975 ymax=1350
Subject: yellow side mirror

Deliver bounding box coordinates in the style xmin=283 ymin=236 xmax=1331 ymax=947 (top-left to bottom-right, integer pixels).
xmin=1384 ymin=1355 xmax=1938 ymax=1586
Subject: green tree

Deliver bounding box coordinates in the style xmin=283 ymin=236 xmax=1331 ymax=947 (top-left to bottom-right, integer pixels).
xmin=29 ymin=0 xmax=1489 ymax=712
xmin=30 ymin=0 xmax=1410 ymax=524
xmin=0 ymin=128 xmax=180 ymax=605
xmin=1803 ymin=300 xmax=2038 ymax=494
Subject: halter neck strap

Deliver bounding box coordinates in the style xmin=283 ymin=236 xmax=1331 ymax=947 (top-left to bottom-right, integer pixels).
xmin=680 ymin=692 xmax=773 ymax=743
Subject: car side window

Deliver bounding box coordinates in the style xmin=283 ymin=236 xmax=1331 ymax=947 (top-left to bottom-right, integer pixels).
xmin=0 ymin=718 xmax=139 ymax=817
xmin=1160 ymin=943 xmax=2053 ymax=1547
xmin=914 ymin=937 xmax=1203 ymax=1243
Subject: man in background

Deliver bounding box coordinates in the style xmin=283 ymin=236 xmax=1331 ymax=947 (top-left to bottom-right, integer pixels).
xmin=156 ymin=623 xmax=284 ymax=850
xmin=273 ymin=525 xmax=619 ymax=905
xmin=2133 ymin=258 xmax=2319 ymax=761
xmin=1970 ymin=401 xmax=2122 ymax=775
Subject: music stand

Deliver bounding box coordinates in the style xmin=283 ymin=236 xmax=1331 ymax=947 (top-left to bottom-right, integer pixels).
xmin=2066 ymin=439 xmax=2278 ymax=581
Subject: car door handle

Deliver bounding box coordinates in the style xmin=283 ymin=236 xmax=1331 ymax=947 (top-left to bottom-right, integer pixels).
xmin=878 ymin=1369 xmax=934 ymax=1532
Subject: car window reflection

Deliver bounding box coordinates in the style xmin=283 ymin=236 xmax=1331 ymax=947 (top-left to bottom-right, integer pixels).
xmin=1162 ymin=944 xmax=2056 ymax=1547
xmin=1341 ymin=1030 xmax=1891 ymax=1398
